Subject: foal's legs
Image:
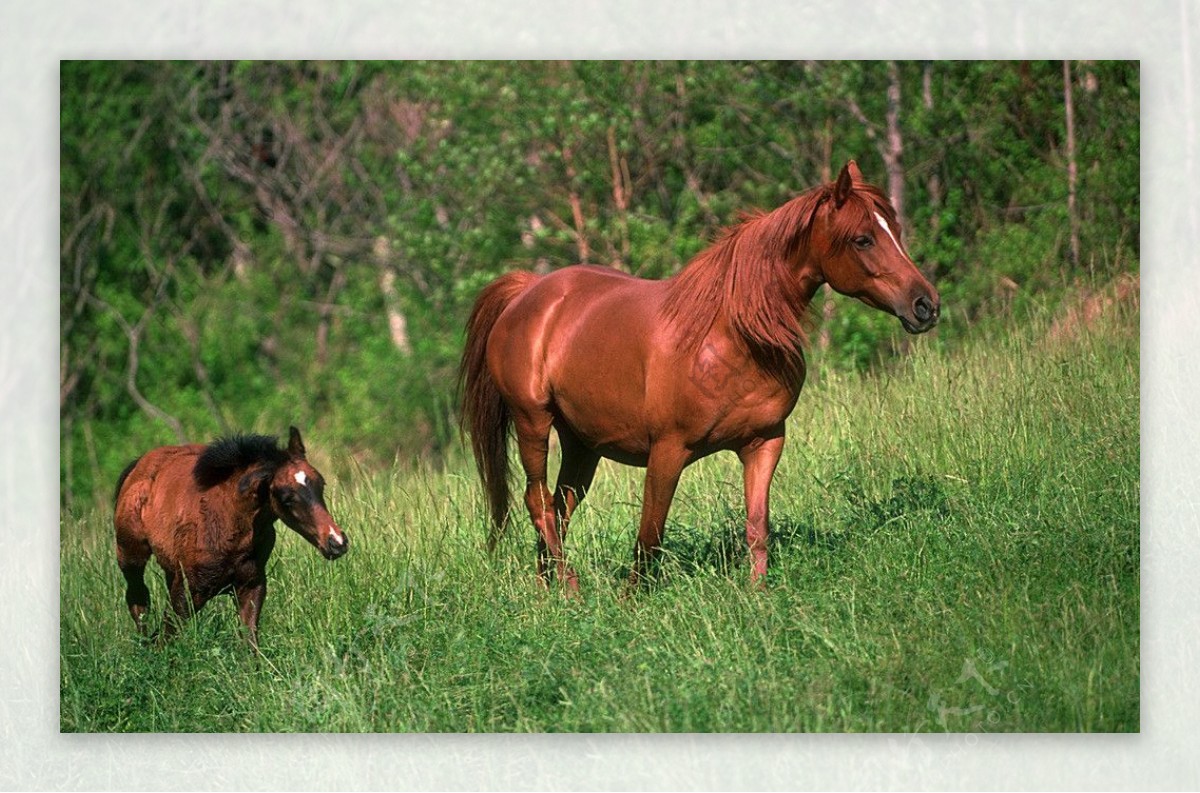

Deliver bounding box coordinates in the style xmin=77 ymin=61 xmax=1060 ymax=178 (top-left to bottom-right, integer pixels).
xmin=738 ymin=433 xmax=785 ymax=585
xmin=235 ymin=578 xmax=267 ymax=650
xmin=116 ymin=539 xmax=151 ymax=635
xmin=160 ymin=567 xmax=185 ymax=639
xmin=161 ymin=565 xmax=208 ymax=639
xmin=628 ymin=442 xmax=690 ymax=587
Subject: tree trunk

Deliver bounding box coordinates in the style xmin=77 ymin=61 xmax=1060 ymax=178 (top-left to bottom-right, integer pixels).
xmin=922 ymin=62 xmax=943 ymax=241
xmin=842 ymin=62 xmax=908 ymax=231
xmin=818 ymin=119 xmax=835 ymax=357
xmin=607 ymin=124 xmax=631 ymax=270
xmin=884 ymin=60 xmax=906 ymax=230
xmin=521 ymin=215 xmax=551 ymax=274
xmin=314 ymin=262 xmax=347 ymax=369
xmin=375 ymin=236 xmax=413 ymax=356
xmin=884 ymin=61 xmax=912 ymax=356
xmin=1063 ymin=60 xmax=1081 ymax=270
xmin=561 ymin=143 xmax=590 ymax=265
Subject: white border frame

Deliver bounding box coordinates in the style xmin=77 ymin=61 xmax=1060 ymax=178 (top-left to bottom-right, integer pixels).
xmin=6 ymin=0 xmax=1193 ymax=788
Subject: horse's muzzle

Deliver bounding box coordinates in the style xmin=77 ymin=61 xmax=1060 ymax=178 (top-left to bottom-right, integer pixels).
xmin=324 ymin=532 xmax=349 ymax=560
xmin=901 ymin=295 xmax=940 ymax=334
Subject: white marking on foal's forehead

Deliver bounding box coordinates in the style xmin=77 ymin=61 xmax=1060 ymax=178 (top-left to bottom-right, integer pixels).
xmin=294 ymin=471 xmax=307 ymax=486
xmin=873 ymin=211 xmax=905 ymax=255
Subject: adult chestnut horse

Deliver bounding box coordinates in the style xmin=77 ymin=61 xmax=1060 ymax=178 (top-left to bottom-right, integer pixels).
xmin=461 ymin=161 xmax=938 ymax=589
xmin=113 ymin=427 xmax=348 ymax=647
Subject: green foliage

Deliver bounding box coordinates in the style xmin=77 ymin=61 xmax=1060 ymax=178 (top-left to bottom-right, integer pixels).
xmin=60 ymin=60 xmax=1139 ymax=510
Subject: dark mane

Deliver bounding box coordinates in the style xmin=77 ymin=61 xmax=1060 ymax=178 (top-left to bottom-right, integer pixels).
xmin=193 ymin=433 xmax=288 ymax=489
xmin=660 ymin=181 xmax=899 ymax=385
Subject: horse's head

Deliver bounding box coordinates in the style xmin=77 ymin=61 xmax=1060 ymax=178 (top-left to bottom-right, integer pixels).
xmin=809 ymin=160 xmax=940 ymax=334
xmin=268 ymin=426 xmax=349 ymax=560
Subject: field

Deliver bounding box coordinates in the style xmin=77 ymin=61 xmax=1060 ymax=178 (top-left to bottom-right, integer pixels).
xmin=59 ymin=298 xmax=1139 ymax=733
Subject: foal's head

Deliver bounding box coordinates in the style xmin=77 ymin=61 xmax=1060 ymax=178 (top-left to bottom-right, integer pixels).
xmin=266 ymin=427 xmax=349 ymax=560
xmin=807 ymin=160 xmax=940 ymax=334
xmin=196 ymin=427 xmax=350 ymax=559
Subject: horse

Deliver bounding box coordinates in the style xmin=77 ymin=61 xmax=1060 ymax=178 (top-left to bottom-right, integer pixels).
xmin=112 ymin=426 xmax=348 ymax=647
xmin=459 ymin=160 xmax=939 ymax=589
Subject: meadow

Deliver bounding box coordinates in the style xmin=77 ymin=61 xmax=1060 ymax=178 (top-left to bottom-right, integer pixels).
xmin=59 ymin=295 xmax=1139 ymax=733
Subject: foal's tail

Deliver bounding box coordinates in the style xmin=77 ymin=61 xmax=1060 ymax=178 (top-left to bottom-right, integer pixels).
xmin=113 ymin=456 xmax=142 ymax=507
xmin=459 ymin=270 xmax=538 ymax=550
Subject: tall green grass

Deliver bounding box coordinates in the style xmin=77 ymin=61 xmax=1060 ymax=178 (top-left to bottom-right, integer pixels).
xmin=60 ymin=301 xmax=1138 ymax=732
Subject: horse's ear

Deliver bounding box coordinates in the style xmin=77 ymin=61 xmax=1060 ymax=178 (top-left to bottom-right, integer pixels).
xmin=287 ymin=426 xmax=306 ymax=459
xmin=834 ymin=161 xmax=856 ymax=208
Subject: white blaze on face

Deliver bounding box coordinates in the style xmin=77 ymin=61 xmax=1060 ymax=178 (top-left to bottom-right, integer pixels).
xmin=873 ymin=211 xmax=906 ymax=257
xmin=294 ymin=471 xmax=307 ymax=486
xmin=327 ymin=525 xmax=344 ymax=545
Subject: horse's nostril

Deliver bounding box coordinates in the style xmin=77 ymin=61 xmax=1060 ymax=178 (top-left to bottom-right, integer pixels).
xmin=914 ymin=296 xmax=934 ymax=323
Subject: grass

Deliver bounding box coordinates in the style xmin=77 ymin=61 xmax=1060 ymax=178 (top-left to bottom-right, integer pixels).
xmin=59 ymin=298 xmax=1139 ymax=732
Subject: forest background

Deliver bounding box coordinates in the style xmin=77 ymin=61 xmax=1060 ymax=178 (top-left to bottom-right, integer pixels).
xmin=58 ymin=60 xmax=1140 ymax=510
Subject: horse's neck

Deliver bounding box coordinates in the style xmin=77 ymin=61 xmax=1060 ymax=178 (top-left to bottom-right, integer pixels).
xmin=664 ymin=210 xmax=827 ymax=373
xmin=249 ymin=505 xmax=278 ymax=540
xmin=792 ymin=261 xmax=825 ymax=307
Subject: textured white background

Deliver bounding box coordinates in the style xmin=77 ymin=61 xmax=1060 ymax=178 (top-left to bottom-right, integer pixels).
xmin=3 ymin=0 xmax=1193 ymax=788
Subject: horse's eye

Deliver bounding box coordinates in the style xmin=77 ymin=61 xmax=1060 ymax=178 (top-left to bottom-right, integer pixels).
xmin=853 ymin=235 xmax=873 ymax=249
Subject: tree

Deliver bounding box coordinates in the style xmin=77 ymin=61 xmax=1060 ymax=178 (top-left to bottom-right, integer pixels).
xmin=59 ymin=60 xmax=1141 ymax=509
xmin=1063 ymin=59 xmax=1081 ymax=269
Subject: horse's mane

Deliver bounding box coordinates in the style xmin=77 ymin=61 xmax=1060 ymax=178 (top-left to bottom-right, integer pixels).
xmin=193 ymin=433 xmax=289 ymax=489
xmin=661 ymin=180 xmax=897 ymax=384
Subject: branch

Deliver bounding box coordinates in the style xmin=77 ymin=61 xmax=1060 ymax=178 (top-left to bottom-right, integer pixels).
xmin=85 ymin=264 xmax=186 ymax=443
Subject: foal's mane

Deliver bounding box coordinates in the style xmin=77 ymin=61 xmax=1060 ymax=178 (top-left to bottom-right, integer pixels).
xmin=193 ymin=433 xmax=289 ymax=489
xmin=661 ymin=180 xmax=897 ymax=383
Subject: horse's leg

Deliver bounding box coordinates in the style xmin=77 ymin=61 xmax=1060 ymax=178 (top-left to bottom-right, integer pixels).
xmin=551 ymin=428 xmax=601 ymax=591
xmin=512 ymin=409 xmax=566 ymax=587
xmin=116 ymin=541 xmax=151 ymax=635
xmin=738 ymin=433 xmax=785 ymax=585
xmin=158 ymin=567 xmax=182 ymax=640
xmin=235 ymin=578 xmax=267 ymax=651
xmin=162 ymin=566 xmax=206 ymax=640
xmin=628 ymin=442 xmax=689 ymax=587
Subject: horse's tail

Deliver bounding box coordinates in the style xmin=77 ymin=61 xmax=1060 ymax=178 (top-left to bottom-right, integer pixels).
xmin=113 ymin=456 xmax=142 ymax=508
xmin=459 ymin=270 xmax=539 ymax=550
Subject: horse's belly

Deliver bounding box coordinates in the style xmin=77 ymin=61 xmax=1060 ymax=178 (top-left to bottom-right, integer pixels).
xmin=550 ymin=350 xmax=651 ymax=459
xmin=553 ymin=336 xmax=801 ymax=462
xmin=554 ymin=395 xmax=652 ymax=466
xmin=536 ymin=279 xmax=660 ymax=462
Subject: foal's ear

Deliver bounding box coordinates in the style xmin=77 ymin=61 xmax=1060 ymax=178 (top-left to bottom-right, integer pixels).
xmin=833 ymin=160 xmax=861 ymax=208
xmin=287 ymin=426 xmax=306 ymax=459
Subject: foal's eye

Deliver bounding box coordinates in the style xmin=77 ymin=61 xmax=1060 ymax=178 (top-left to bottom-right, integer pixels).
xmin=853 ymin=235 xmax=874 ymax=250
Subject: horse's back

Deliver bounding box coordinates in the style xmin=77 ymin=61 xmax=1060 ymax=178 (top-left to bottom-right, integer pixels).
xmin=488 ymin=265 xmax=662 ymax=386
xmin=114 ymin=444 xmax=207 ymax=548
xmin=486 ymin=265 xmax=672 ymax=457
xmin=500 ymin=265 xmax=648 ymax=320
